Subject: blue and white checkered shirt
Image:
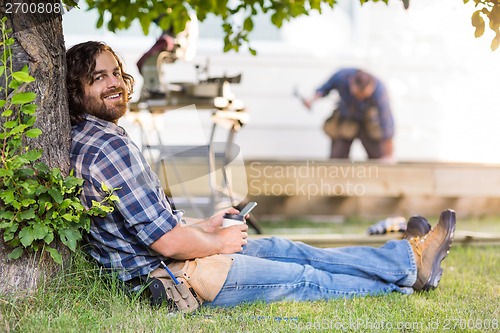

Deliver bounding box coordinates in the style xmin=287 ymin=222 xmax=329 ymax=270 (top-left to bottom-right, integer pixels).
xmin=70 ymin=114 xmax=182 ymax=281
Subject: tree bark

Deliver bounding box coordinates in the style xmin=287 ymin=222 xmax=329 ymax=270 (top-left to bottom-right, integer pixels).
xmin=0 ymin=0 xmax=71 ymax=295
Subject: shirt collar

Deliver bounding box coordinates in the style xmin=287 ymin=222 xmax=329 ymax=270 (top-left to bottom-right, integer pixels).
xmin=83 ymin=114 xmax=127 ymax=136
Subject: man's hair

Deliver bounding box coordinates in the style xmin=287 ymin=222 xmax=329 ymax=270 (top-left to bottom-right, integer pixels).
xmin=352 ymin=70 xmax=374 ymax=91
xmin=66 ymin=41 xmax=134 ymax=125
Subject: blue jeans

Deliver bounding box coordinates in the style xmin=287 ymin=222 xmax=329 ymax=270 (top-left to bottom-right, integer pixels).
xmin=208 ymin=237 xmax=417 ymax=307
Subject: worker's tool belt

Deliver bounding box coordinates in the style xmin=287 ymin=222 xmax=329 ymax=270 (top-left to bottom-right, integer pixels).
xmin=363 ymin=106 xmax=384 ymax=141
xmin=324 ymin=107 xmax=384 ymax=141
xmin=146 ymin=276 xmax=202 ymax=313
xmin=148 ymin=254 xmax=233 ymax=313
xmin=323 ymin=109 xmax=359 ymax=140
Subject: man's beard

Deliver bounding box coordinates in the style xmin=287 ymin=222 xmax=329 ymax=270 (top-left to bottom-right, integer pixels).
xmin=84 ymin=88 xmax=128 ymax=123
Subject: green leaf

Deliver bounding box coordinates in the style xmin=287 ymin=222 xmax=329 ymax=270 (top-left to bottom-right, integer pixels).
xmin=11 ymin=200 xmax=21 ymax=210
xmin=96 ymin=15 xmax=104 ymax=28
xmin=63 ymin=176 xmax=84 ymax=189
xmin=0 ymin=100 xmax=6 ymax=109
xmin=271 ymin=12 xmax=284 ymax=28
xmin=21 ymin=104 xmax=37 ymax=115
xmin=11 ymin=92 xmax=37 ymax=105
xmin=59 ymin=199 xmax=72 ymax=210
xmin=21 ymin=149 xmax=42 ymax=161
xmin=8 ymin=79 xmax=21 ymax=90
xmin=34 ymin=162 xmax=50 ymax=173
xmin=101 ymin=182 xmax=109 ymax=192
xmin=0 ymin=190 xmax=15 ymax=204
xmin=0 ymin=168 xmax=13 ymax=177
xmin=19 ymin=226 xmax=35 ymax=247
xmin=51 ymin=168 xmax=62 ymax=180
xmin=19 ymin=208 xmax=35 ymax=220
xmin=24 ymin=115 xmax=36 ymax=127
xmin=3 ymin=120 xmax=17 ymax=128
xmin=0 ymin=211 xmax=15 ymax=220
xmin=45 ymin=202 xmax=53 ymax=212
xmin=3 ymin=231 xmax=15 ymax=242
xmin=12 ymin=71 xmax=35 ymax=83
xmin=10 ymin=124 xmax=27 ymax=135
xmin=62 ymin=0 xmax=79 ymax=8
xmin=100 ymin=205 xmax=114 ymax=213
xmin=243 ymin=17 xmax=253 ymax=31
xmin=157 ymin=15 xmax=171 ymax=32
xmin=138 ymin=14 xmax=151 ymax=35
xmin=48 ymin=188 xmax=64 ymax=204
xmin=45 ymin=247 xmax=62 ymax=264
xmin=71 ymin=200 xmax=85 ymax=211
xmin=7 ymin=247 xmax=24 ymax=260
xmin=21 ymin=199 xmax=36 ymax=207
xmin=33 ymin=223 xmax=48 ymax=240
xmin=59 ymin=228 xmax=81 ymax=252
xmin=44 ymin=231 xmax=54 ymax=244
xmin=36 ymin=185 xmax=49 ymax=196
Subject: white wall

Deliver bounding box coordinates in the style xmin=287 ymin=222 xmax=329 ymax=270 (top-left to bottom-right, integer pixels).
xmin=63 ymin=0 xmax=500 ymax=163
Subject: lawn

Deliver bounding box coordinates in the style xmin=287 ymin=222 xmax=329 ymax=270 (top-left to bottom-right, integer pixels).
xmin=1 ymin=217 xmax=499 ymax=333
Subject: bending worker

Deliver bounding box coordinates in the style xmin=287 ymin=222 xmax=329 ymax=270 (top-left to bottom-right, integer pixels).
xmin=304 ymin=68 xmax=394 ymax=160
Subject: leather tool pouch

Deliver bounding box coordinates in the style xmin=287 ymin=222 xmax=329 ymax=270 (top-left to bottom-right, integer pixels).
xmin=147 ymin=277 xmax=201 ymax=313
xmin=148 ymin=254 xmax=233 ymax=312
xmin=364 ymin=106 xmax=383 ymax=141
xmin=323 ymin=109 xmax=359 ymax=140
xmin=167 ymin=254 xmax=234 ymax=302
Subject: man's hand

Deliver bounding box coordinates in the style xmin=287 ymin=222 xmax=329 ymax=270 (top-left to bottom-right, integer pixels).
xmin=381 ymin=139 xmax=394 ymax=162
xmin=302 ymin=99 xmax=313 ymax=110
xmin=301 ymin=92 xmax=322 ymax=111
xmin=197 ymin=207 xmax=240 ymax=232
xmin=214 ymin=223 xmax=249 ymax=254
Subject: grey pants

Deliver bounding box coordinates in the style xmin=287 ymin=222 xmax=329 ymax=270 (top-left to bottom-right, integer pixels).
xmin=330 ymin=126 xmax=389 ymax=159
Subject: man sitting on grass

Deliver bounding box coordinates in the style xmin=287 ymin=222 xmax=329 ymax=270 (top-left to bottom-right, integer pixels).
xmin=66 ymin=41 xmax=456 ymax=310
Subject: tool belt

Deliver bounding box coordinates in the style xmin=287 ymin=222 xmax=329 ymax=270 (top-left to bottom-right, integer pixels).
xmin=323 ymin=107 xmax=384 ymax=141
xmin=146 ymin=277 xmax=202 ymax=313
xmin=363 ymin=106 xmax=384 ymax=141
xmin=147 ymin=254 xmax=233 ymax=313
xmin=323 ymin=109 xmax=359 ymax=140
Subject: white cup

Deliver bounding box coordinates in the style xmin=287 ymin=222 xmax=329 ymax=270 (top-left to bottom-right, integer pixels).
xmin=222 ymin=213 xmax=245 ymax=228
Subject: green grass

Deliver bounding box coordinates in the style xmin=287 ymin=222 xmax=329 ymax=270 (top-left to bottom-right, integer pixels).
xmin=1 ymin=218 xmax=499 ymax=333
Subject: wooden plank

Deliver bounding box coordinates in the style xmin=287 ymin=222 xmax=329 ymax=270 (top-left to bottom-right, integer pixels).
xmin=434 ymin=166 xmax=500 ymax=197
xmin=244 ymin=161 xmax=500 ymax=198
xmin=153 ymin=158 xmax=500 ymax=198
xmin=151 ymin=158 xmax=500 ymax=216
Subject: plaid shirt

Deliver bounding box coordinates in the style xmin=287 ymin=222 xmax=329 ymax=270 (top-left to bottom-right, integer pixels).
xmin=316 ymin=68 xmax=394 ymax=140
xmin=70 ymin=114 xmax=182 ymax=281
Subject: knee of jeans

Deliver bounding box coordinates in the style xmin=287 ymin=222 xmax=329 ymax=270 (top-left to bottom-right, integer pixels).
xmin=267 ymin=237 xmax=294 ymax=247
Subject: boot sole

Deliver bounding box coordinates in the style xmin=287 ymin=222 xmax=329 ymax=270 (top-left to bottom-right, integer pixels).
xmin=422 ymin=209 xmax=456 ymax=290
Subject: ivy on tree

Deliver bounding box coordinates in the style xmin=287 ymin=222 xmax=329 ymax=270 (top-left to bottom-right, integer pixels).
xmin=0 ymin=18 xmax=118 ymax=264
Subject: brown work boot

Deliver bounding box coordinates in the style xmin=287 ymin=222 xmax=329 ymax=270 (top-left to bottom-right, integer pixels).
xmin=403 ymin=215 xmax=431 ymax=239
xmin=409 ymin=209 xmax=456 ymax=291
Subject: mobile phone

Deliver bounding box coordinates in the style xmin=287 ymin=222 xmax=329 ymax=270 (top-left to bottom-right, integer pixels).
xmin=238 ymin=202 xmax=257 ymax=217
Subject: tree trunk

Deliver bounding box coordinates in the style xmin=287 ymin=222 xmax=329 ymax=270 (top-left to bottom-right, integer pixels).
xmin=0 ymin=0 xmax=71 ymax=295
